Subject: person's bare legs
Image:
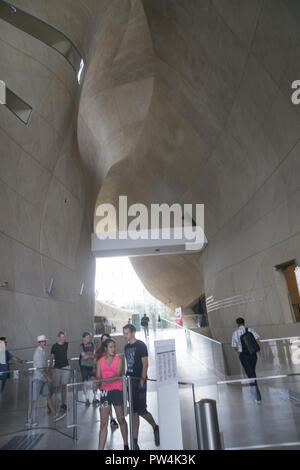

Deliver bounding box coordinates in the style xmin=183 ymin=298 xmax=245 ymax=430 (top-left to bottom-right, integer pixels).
xmin=49 ymin=387 xmax=58 ymax=411
xmin=61 ymin=384 xmax=67 ymax=406
xmin=98 ymin=405 xmax=111 ymax=450
xmin=27 ymin=400 xmax=35 ymax=420
xmin=114 ymin=405 xmax=128 ymax=446
xmin=141 ymin=411 xmax=157 ymax=429
xmin=46 ymin=395 xmax=56 ymax=415
xmin=49 ymin=370 xmax=56 ymax=401
xmin=27 ymin=394 xmax=55 ymax=422
xmin=133 ymin=412 xmax=140 ymax=440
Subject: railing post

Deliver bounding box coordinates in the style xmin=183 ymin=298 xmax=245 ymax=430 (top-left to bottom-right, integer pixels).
xmin=192 ymin=384 xmax=201 ymax=450
xmin=122 ymin=376 xmax=128 ymax=417
xmin=71 ymin=370 xmax=76 ymax=441
xmin=127 ymin=376 xmax=134 ymax=450
xmin=195 ymin=399 xmax=222 ymax=450
xmin=75 ymin=379 xmax=78 ymax=441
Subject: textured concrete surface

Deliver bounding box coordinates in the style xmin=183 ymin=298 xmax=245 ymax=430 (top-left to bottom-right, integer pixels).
xmin=1 ymin=0 xmax=300 ymax=352
xmin=0 ymin=1 xmax=99 ymax=349
xmin=89 ymin=0 xmax=300 ymax=343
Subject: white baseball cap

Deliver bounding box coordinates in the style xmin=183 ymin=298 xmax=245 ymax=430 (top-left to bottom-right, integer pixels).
xmin=37 ymin=334 xmax=48 ymax=342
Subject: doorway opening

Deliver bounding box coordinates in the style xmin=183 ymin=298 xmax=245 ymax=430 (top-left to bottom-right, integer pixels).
xmin=275 ymin=260 xmax=300 ymax=322
xmin=94 ymin=256 xmax=175 ymax=335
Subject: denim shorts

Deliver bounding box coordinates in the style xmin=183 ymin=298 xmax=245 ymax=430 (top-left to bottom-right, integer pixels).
xmin=32 ymin=379 xmax=50 ymax=401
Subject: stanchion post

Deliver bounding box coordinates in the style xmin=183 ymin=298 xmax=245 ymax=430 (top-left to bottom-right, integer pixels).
xmin=122 ymin=376 xmax=128 ymax=417
xmin=72 ymin=370 xmax=76 ymax=441
xmin=128 ymin=376 xmax=134 ymax=450
xmin=75 ymin=377 xmax=78 ymax=441
xmin=192 ymin=384 xmax=201 ymax=450
xmin=195 ymin=399 xmax=222 ymax=450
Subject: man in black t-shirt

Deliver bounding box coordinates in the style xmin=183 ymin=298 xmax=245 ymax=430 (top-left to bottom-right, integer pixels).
xmin=49 ymin=332 xmax=70 ymax=413
xmin=123 ymin=324 xmax=160 ymax=450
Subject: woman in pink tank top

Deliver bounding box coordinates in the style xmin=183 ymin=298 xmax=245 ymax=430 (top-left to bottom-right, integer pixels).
xmin=96 ymin=339 xmax=128 ymax=450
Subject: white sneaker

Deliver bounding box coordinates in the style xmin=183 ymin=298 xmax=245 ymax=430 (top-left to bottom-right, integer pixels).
xmin=26 ymin=419 xmax=38 ymax=427
xmin=53 ymin=412 xmax=66 ymax=422
xmin=255 ymin=400 xmax=262 ymax=405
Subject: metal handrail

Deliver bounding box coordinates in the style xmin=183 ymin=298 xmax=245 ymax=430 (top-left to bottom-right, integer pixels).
xmin=8 ymin=338 xmax=95 ymax=354
xmin=223 ymin=335 xmax=300 ymax=345
xmin=160 ymin=317 xmax=222 ymax=345
xmin=216 ymin=372 xmax=300 ymax=385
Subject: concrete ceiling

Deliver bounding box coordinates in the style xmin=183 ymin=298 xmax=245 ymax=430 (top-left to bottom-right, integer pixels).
xmin=2 ymin=0 xmax=299 ymax=343
xmin=80 ymin=0 xmax=300 ymax=312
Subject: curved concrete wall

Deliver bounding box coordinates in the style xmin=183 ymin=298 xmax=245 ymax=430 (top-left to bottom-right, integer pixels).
xmin=0 ymin=1 xmax=99 ymax=349
xmin=91 ymin=0 xmax=300 ymax=341
xmin=137 ymin=0 xmax=300 ymax=340
xmin=78 ymin=0 xmax=154 ymax=197
xmin=1 ymin=0 xmax=300 ymax=350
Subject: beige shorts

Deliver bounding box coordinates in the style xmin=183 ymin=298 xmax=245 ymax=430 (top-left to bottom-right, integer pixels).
xmin=51 ymin=367 xmax=71 ymax=387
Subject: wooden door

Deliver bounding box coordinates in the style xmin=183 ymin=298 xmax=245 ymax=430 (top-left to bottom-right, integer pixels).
xmin=284 ymin=264 xmax=300 ymax=322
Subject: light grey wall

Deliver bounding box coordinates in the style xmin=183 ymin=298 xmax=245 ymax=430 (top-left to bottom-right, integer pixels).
xmin=2 ymin=0 xmax=300 ymax=357
xmin=0 ymin=1 xmax=98 ymax=350
xmin=203 ymin=0 xmax=300 ymax=342
xmin=133 ymin=0 xmax=300 ymax=342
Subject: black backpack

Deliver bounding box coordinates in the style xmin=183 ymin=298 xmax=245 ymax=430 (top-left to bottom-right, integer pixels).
xmin=240 ymin=328 xmax=260 ymax=355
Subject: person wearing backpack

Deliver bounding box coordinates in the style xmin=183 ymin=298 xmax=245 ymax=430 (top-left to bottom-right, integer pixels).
xmin=79 ymin=332 xmax=98 ymax=406
xmin=232 ymin=317 xmax=262 ymax=404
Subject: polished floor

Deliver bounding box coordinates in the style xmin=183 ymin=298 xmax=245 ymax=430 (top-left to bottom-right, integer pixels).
xmin=1 ymin=328 xmax=300 ymax=450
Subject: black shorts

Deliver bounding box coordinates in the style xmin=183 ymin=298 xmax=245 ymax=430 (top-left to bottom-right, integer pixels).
xmin=131 ymin=379 xmax=148 ymax=416
xmin=99 ymin=389 xmax=123 ymax=408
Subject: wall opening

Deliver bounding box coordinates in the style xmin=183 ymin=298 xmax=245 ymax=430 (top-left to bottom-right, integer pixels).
xmin=94 ymin=256 xmax=175 ymax=335
xmin=275 ymin=260 xmax=300 ymax=322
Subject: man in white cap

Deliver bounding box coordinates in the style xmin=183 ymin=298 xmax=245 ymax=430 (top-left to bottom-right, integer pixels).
xmin=26 ymin=335 xmax=65 ymax=427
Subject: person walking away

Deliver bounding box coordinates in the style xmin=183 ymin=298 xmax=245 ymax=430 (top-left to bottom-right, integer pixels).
xmin=49 ymin=331 xmax=70 ymax=415
xmin=0 ymin=337 xmax=26 ymax=394
xmin=140 ymin=314 xmax=150 ymax=340
xmin=94 ymin=333 xmax=118 ymax=428
xmin=232 ymin=317 xmax=262 ymax=404
xmin=96 ymin=339 xmax=128 ymax=450
xmin=79 ymin=332 xmax=98 ymax=405
xmin=26 ymin=335 xmax=64 ymax=427
xmin=123 ymin=324 xmax=160 ymax=450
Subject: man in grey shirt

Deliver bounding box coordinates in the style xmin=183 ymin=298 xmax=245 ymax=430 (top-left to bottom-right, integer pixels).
xmin=26 ymin=335 xmax=66 ymax=427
